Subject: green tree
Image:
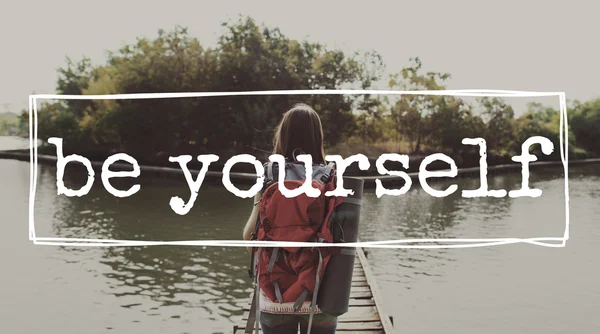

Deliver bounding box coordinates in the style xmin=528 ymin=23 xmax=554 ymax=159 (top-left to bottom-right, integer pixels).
xmin=427 ymin=97 xmax=484 ymax=154
xmin=388 ymin=57 xmax=450 ymax=153
xmin=34 ymin=17 xmax=382 ymax=163
xmin=56 ymin=57 xmax=94 ymax=118
xmin=569 ymin=98 xmax=600 ymax=156
xmin=479 ymin=97 xmax=515 ymax=155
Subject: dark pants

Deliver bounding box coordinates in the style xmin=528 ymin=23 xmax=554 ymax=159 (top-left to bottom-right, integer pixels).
xmin=260 ymin=312 xmax=338 ymax=334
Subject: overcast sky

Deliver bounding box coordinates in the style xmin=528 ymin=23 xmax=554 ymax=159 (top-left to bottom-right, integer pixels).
xmin=1 ymin=0 xmax=597 ymax=114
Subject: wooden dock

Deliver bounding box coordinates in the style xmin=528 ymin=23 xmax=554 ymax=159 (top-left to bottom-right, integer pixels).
xmin=233 ymin=247 xmax=395 ymax=333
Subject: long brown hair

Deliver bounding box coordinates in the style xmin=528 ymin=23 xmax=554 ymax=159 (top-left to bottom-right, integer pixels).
xmin=272 ymin=103 xmax=326 ymax=164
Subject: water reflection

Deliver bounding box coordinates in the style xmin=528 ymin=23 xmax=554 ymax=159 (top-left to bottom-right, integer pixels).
xmin=359 ymin=169 xmax=523 ymax=241
xmin=98 ymin=245 xmax=250 ymax=319
xmin=0 ymin=135 xmax=42 ymax=150
xmin=28 ymin=160 xmax=586 ymax=333
xmin=36 ymin=165 xmax=256 ymax=330
xmin=360 ymin=165 xmax=571 ymax=291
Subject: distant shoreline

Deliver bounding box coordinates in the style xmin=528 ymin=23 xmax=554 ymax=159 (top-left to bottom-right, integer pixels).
xmin=1 ymin=149 xmax=598 ymax=188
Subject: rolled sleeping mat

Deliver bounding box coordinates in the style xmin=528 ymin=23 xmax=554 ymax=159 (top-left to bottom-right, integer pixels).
xmin=317 ymin=177 xmax=364 ymax=316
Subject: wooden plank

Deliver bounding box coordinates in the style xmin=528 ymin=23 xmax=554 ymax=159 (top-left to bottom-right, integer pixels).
xmin=337 ymin=305 xmax=380 ymax=322
xmin=356 ymin=245 xmax=395 ymax=334
xmin=236 ymin=321 xmax=384 ymax=333
xmin=351 ymin=280 xmax=369 ymax=287
xmin=352 ymin=276 xmax=367 ymax=282
xmin=350 ymin=286 xmax=371 ymax=293
xmin=347 ymin=298 xmax=375 ymax=306
xmin=349 ymin=291 xmax=373 ymax=299
xmin=335 ymin=332 xmax=383 ymax=334
xmin=243 ymin=306 xmax=380 ymax=323
xmin=235 ymin=329 xmax=384 ymax=334
xmin=352 ymin=276 xmax=366 ymax=282
xmin=334 ymin=321 xmax=384 ymax=331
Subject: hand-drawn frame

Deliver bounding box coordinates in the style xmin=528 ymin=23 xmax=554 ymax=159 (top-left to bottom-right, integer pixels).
xmin=28 ymin=89 xmax=569 ymax=249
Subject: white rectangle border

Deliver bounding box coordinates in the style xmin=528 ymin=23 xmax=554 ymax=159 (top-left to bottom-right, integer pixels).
xmin=28 ymin=89 xmax=569 ymax=249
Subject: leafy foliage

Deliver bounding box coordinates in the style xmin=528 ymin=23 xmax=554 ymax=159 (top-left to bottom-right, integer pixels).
xmin=20 ymin=16 xmax=599 ymax=163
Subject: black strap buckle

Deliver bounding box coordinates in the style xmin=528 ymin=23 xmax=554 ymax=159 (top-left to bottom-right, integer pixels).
xmin=320 ymin=162 xmax=336 ymax=184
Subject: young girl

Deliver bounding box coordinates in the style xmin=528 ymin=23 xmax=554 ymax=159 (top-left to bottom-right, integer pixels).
xmin=242 ymin=103 xmax=338 ymax=334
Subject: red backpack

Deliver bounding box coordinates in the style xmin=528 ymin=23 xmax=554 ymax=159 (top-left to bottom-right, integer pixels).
xmin=249 ymin=159 xmax=344 ymax=328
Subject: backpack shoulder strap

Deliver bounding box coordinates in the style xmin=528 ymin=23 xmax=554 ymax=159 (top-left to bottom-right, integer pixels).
xmin=319 ymin=161 xmax=336 ymax=184
xmin=259 ymin=161 xmax=276 ymax=196
xmin=267 ymin=161 xmax=274 ymax=182
xmin=264 ymin=161 xmax=276 ymax=186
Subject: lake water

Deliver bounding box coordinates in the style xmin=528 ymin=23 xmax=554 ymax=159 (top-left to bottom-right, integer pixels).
xmin=0 ymin=135 xmax=41 ymax=151
xmin=1 ymin=136 xmax=599 ymax=333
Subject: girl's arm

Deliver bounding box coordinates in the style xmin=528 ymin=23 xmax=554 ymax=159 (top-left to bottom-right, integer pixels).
xmin=242 ymin=192 xmax=261 ymax=242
